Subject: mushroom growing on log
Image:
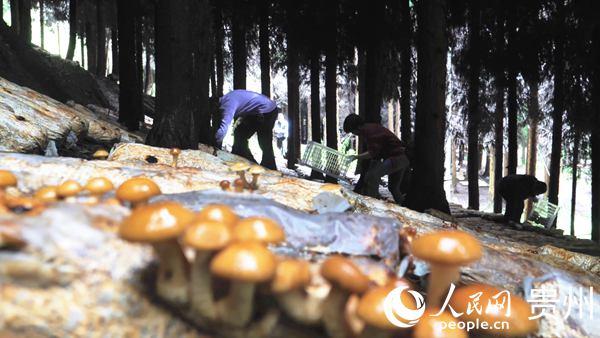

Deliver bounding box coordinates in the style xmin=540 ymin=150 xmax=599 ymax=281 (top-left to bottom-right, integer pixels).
xmin=230 ymin=162 xmax=251 ymax=188
xmin=233 ymin=217 xmax=285 ymax=244
xmin=320 ymin=255 xmax=371 ymax=338
xmin=410 ymin=230 xmax=482 ymax=308
xmin=196 ymin=204 xmax=239 ymax=229
xmin=34 ymin=186 xmax=58 ymax=203
xmin=170 ymin=148 xmax=181 ymax=167
xmin=116 ymin=177 xmax=161 ymax=207
xmin=119 ymin=201 xmax=195 ymax=305
xmin=0 ymin=170 xmax=18 ymax=200
xmin=183 ymin=219 xmax=232 ymax=320
xmin=271 ymin=258 xmax=323 ymax=325
xmin=248 ymin=165 xmax=266 ymax=190
xmin=56 ymin=180 xmax=83 ymax=202
xmin=92 ymin=149 xmax=110 ymax=160
xmin=85 ymin=177 xmax=114 ymax=203
xmin=210 ymin=241 xmax=277 ymax=328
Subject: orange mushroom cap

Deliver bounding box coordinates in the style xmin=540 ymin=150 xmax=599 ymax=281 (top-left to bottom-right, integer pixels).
xmin=197 ymin=204 xmax=239 ymax=228
xmin=271 ymin=259 xmax=311 ymax=294
xmin=411 ymin=230 xmax=482 ymax=266
xmin=357 ymin=285 xmax=416 ymax=330
xmin=92 ymin=149 xmax=109 ymax=160
xmin=0 ymin=170 xmax=17 ymax=189
xmin=210 ymin=241 xmax=276 ymax=282
xmin=85 ymin=177 xmax=114 ymax=196
xmin=34 ymin=186 xmax=58 ymax=203
xmin=56 ymin=180 xmax=83 ymax=198
xmin=119 ymin=201 xmax=195 ymax=242
xmin=320 ymin=255 xmax=370 ymax=294
xmin=116 ymin=177 xmax=161 ymax=204
xmin=183 ymin=219 xmax=232 ymax=251
xmin=449 ymin=283 xmax=539 ymax=337
xmin=233 ymin=216 xmax=285 ymax=244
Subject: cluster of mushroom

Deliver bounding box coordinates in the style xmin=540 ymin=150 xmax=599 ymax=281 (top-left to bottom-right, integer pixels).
xmin=410 ymin=230 xmax=540 ymax=337
xmin=219 ymin=162 xmax=266 ymax=193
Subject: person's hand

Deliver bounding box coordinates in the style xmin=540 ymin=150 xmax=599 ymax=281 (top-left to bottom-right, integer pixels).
xmin=347 ymin=155 xmax=358 ymax=162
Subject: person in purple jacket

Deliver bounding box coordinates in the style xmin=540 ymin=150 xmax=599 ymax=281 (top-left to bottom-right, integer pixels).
xmin=213 ymin=90 xmax=279 ymax=169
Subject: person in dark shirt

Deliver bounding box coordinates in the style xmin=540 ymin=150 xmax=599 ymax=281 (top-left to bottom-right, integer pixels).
xmin=498 ymin=174 xmax=547 ymax=223
xmin=343 ymin=114 xmax=409 ymax=204
xmin=213 ymin=90 xmax=278 ymax=169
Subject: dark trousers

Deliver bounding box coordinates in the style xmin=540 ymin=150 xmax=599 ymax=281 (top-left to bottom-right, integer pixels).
xmin=499 ymin=184 xmax=525 ymax=223
xmin=232 ymin=108 xmax=278 ymax=170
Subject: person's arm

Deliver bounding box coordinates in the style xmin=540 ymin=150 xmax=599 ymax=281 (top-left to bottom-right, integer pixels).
xmin=215 ymin=106 xmax=235 ymax=147
xmin=348 ymin=151 xmax=372 ymax=161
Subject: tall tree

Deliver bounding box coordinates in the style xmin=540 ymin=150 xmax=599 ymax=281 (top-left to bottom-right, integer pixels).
xmin=65 ymin=0 xmax=77 ymax=60
xmin=213 ymin=2 xmax=224 ymax=97
xmin=286 ymin=2 xmax=300 ymax=169
xmin=18 ymin=0 xmax=30 ymax=42
xmin=506 ymin=1 xmax=518 ymax=175
xmin=361 ymin=0 xmax=384 ymax=123
xmin=39 ymin=0 xmax=44 ymax=49
xmin=259 ymin=0 xmax=270 ymax=97
xmin=324 ymin=0 xmax=338 ymax=182
xmin=399 ymin=0 xmax=412 ymax=143
xmin=96 ymin=0 xmax=106 ymax=77
xmin=147 ymin=0 xmax=210 ymax=148
xmin=231 ymin=0 xmax=246 ymax=89
xmin=467 ymin=0 xmax=482 ymax=210
xmin=117 ymin=0 xmax=141 ymax=130
xmin=9 ymin=0 xmax=19 ymax=35
xmin=407 ymin=0 xmax=450 ymax=213
xmin=592 ymin=0 xmax=600 ymax=242
xmin=493 ymin=1 xmax=505 ymax=213
xmin=548 ymin=0 xmax=565 ymax=207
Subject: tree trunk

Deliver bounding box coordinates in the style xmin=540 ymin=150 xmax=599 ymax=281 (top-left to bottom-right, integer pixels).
xmin=407 ymin=0 xmax=450 ymax=213
xmin=9 ymin=0 xmax=19 ymax=35
xmin=493 ymin=4 xmax=505 ymax=213
xmin=259 ymin=0 xmax=270 ymax=97
xmin=190 ymin=0 xmax=212 ymax=145
xmin=85 ymin=19 xmax=97 ymax=75
xmin=147 ymin=0 xmax=209 ymax=148
xmin=592 ymin=4 xmax=600 ymax=242
xmin=467 ymin=0 xmax=481 ymax=210
xmin=231 ymin=0 xmax=246 ymax=89
xmin=524 ymin=80 xmax=539 ymax=218
xmin=117 ymin=0 xmax=141 ymax=130
xmin=506 ymin=7 xmax=518 ymax=176
xmin=18 ymin=0 xmax=30 ymax=42
xmin=110 ymin=26 xmax=118 ymax=76
xmin=310 ymin=48 xmax=324 ymax=180
xmin=362 ymin=0 xmax=384 ymax=123
xmin=66 ymin=0 xmax=76 ymax=60
xmin=96 ymin=0 xmax=106 ymax=77
xmin=549 ymin=3 xmax=565 ymax=208
xmin=400 ymin=0 xmax=412 ymax=143
xmin=324 ymin=0 xmax=338 ymax=182
xmin=570 ymin=132 xmax=580 ymax=236
xmin=80 ymin=27 xmax=85 ymax=68
xmin=213 ymin=3 xmax=224 ymax=97
xmin=39 ymin=0 xmax=43 ymax=49
xmin=286 ymin=6 xmax=300 ymax=169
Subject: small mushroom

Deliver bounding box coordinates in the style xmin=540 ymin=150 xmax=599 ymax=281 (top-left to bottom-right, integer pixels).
xmin=233 ymin=216 xmax=285 ymax=244
xmin=410 ymin=230 xmax=482 ymax=308
xmin=248 ymin=165 xmax=266 ymax=190
xmin=170 ymin=148 xmax=181 ymax=167
xmin=119 ymin=201 xmax=195 ymax=304
xmin=0 ymin=170 xmax=17 ymax=200
xmin=197 ymin=204 xmax=239 ymax=229
xmin=230 ymin=162 xmax=251 ymax=188
xmin=85 ymin=177 xmax=114 ymax=203
xmin=413 ymin=309 xmax=467 ymax=338
xmin=0 ymin=223 xmax=26 ymax=249
xmin=116 ymin=177 xmax=161 ymax=207
xmin=449 ymin=283 xmax=539 ymax=337
xmin=210 ymin=241 xmax=277 ymax=327
xmin=356 ymin=285 xmax=412 ymax=338
xmin=4 ymin=196 xmax=43 ymax=214
xmin=56 ymin=180 xmax=83 ymax=202
xmin=219 ymin=180 xmax=231 ymax=191
xmin=34 ymin=186 xmax=58 ymax=203
xmin=92 ymin=149 xmax=109 ymax=160
xmin=182 ymin=219 xmax=232 ymax=320
xmin=320 ymin=255 xmax=371 ymax=338
xmin=271 ymin=259 xmax=323 ymax=325
xmin=233 ymin=178 xmax=245 ymax=193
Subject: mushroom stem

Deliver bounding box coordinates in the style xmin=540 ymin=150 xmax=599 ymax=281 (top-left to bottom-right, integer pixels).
xmin=322 ymin=287 xmax=353 ymax=338
xmin=250 ymin=174 xmax=259 ymax=190
xmin=216 ymin=280 xmax=256 ymax=327
xmin=172 ymin=155 xmax=179 ymax=167
xmin=152 ymin=239 xmax=189 ymax=305
xmin=276 ymin=290 xmax=323 ymax=325
xmin=426 ymin=264 xmax=460 ymax=308
xmin=237 ymin=171 xmax=250 ymax=188
xmin=358 ymin=325 xmax=394 ymax=338
xmin=190 ymin=251 xmax=216 ymax=320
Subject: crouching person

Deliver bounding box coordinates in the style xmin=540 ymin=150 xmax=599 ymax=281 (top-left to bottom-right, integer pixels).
xmin=343 ymin=114 xmax=409 ymax=205
xmin=498 ymin=174 xmax=547 ymax=224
